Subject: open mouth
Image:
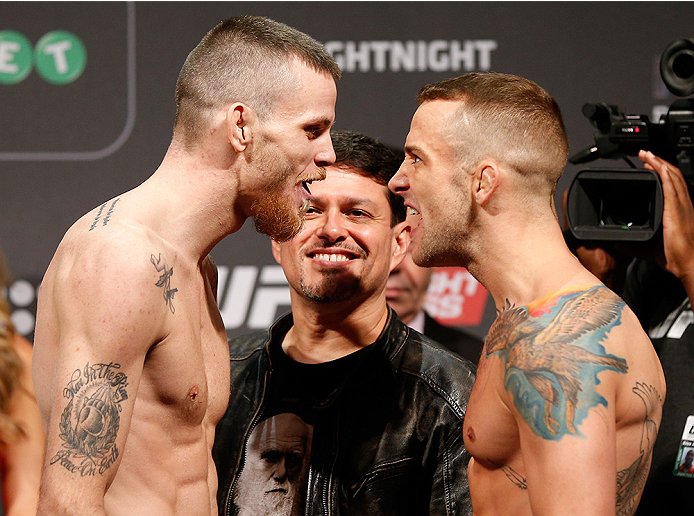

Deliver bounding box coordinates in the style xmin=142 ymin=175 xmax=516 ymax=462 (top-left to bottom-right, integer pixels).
xmin=407 ymin=206 xmax=420 ymax=216
xmin=299 ymin=167 xmax=328 ymax=196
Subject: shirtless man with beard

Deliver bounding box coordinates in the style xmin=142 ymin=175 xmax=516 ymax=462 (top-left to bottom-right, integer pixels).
xmin=389 ymin=72 xmax=665 ymax=515
xmin=32 ymin=15 xmax=339 ymax=516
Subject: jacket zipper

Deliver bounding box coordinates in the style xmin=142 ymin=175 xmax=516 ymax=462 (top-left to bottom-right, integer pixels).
xmin=223 ymin=369 xmax=272 ymax=516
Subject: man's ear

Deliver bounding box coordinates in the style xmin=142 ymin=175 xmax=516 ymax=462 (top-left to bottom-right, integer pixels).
xmin=227 ymin=103 xmax=256 ymax=152
xmin=271 ymin=239 xmax=283 ymax=265
xmin=474 ymin=160 xmax=501 ymax=205
xmin=390 ymin=219 xmax=411 ymax=272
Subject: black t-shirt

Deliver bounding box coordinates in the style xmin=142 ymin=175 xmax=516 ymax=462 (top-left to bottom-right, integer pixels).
xmin=264 ymin=339 xmax=374 ymax=421
xmin=231 ymin=339 xmax=373 ymax=516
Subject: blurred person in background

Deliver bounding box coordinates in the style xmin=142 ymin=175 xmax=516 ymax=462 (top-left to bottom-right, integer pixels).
xmin=0 ymin=247 xmax=45 ymax=516
xmin=386 ymin=238 xmax=483 ymax=364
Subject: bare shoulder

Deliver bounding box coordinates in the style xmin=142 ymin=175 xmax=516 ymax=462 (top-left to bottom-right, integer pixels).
xmin=485 ymin=284 xmax=658 ymax=439
xmin=40 ymin=210 xmax=182 ymax=349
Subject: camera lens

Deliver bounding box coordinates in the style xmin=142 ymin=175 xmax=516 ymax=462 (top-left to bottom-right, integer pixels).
xmin=600 ymin=194 xmax=650 ymax=228
xmin=672 ymin=51 xmax=694 ymax=80
xmin=661 ymin=38 xmax=694 ymax=97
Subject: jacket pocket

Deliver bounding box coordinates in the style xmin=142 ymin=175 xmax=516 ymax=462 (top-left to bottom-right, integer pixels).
xmin=347 ymin=456 xmax=419 ymax=499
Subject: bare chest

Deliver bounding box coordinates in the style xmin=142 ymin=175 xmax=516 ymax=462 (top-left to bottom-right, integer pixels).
xmin=138 ymin=279 xmax=230 ymax=428
xmin=463 ymin=352 xmax=520 ymax=467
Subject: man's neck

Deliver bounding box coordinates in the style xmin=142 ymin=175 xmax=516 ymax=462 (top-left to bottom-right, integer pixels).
xmin=133 ymin=146 xmax=244 ymax=263
xmin=282 ymin=296 xmax=391 ymax=364
xmin=469 ymin=212 xmax=595 ymax=311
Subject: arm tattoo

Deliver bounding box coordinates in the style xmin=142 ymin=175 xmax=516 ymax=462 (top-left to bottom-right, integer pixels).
xmin=50 ymin=362 xmax=129 ymax=476
xmin=616 ymin=383 xmax=662 ymax=516
xmin=151 ymin=253 xmax=178 ymax=313
xmin=485 ymin=285 xmax=628 ymax=439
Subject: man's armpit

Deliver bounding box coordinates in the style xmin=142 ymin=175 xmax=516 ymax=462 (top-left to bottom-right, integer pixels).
xmin=49 ymin=362 xmax=129 ymax=476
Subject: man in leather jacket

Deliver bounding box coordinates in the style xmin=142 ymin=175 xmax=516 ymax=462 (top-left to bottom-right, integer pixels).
xmin=213 ymin=129 xmax=476 ymax=516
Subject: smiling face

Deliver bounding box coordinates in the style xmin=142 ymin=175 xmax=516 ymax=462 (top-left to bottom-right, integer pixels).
xmin=247 ymin=59 xmax=337 ymax=242
xmin=272 ymin=165 xmax=409 ymax=307
xmin=389 ymin=100 xmax=478 ymax=268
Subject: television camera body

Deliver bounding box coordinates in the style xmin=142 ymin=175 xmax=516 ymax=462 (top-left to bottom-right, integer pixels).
xmin=566 ymin=38 xmax=694 ymax=242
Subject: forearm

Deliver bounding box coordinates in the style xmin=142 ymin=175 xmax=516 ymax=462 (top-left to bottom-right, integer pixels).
xmin=37 ymin=483 xmax=108 ymax=516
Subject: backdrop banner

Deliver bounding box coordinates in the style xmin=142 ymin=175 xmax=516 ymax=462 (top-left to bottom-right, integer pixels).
xmin=1 ymin=1 xmax=691 ymax=341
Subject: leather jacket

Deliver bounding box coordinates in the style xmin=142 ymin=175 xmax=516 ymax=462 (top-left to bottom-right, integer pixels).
xmin=213 ymin=309 xmax=476 ymax=515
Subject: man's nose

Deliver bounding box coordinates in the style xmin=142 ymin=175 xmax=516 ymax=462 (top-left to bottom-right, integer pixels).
xmin=273 ymin=457 xmax=288 ymax=483
xmin=315 ymin=132 xmax=336 ymax=167
xmin=316 ymin=210 xmax=347 ymax=242
xmin=388 ymin=164 xmax=409 ymax=195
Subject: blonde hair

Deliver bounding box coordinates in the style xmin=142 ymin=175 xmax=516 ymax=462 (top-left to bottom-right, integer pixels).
xmin=0 ymin=249 xmax=24 ymax=444
xmin=417 ymin=72 xmax=569 ymax=197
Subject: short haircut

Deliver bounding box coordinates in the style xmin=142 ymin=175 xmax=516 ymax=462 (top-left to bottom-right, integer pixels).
xmin=417 ymin=72 xmax=569 ymax=195
xmin=174 ymin=15 xmax=341 ymax=147
xmin=331 ymin=129 xmax=407 ymax=226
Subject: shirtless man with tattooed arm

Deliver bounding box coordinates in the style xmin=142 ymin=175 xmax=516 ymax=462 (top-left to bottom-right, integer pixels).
xmin=32 ymin=16 xmax=339 ymax=515
xmin=389 ymin=72 xmax=666 ymax=515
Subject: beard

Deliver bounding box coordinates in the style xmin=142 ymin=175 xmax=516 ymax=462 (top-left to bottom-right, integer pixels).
xmin=248 ymin=141 xmax=307 ymax=243
xmin=299 ymin=269 xmax=361 ymax=304
xmin=252 ymin=194 xmax=307 ymax=243
xmin=412 ymin=195 xmax=478 ymax=269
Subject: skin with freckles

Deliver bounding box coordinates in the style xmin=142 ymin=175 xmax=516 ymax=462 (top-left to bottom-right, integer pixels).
xmin=33 ymin=17 xmax=339 ymax=516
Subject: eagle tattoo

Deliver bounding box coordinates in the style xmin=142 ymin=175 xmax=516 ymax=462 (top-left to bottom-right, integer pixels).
xmin=485 ymin=285 xmax=628 ymax=439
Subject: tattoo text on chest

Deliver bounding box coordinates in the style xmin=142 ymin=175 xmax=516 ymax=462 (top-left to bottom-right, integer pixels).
xmin=151 ymin=253 xmax=178 ymax=313
xmin=50 ymin=362 xmax=129 ymax=476
xmin=88 ymin=198 xmax=120 ymax=231
xmin=485 ymin=286 xmax=628 ymax=439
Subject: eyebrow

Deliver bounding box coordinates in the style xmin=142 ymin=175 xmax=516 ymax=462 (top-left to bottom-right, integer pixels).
xmin=311 ymin=194 xmax=380 ymax=210
xmin=307 ymin=117 xmax=334 ymax=129
xmin=404 ymin=144 xmax=424 ymax=156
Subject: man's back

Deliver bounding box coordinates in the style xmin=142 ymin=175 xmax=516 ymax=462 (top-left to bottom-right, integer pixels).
xmin=463 ymin=282 xmax=665 ymax=516
xmin=33 ymin=194 xmax=230 ymax=515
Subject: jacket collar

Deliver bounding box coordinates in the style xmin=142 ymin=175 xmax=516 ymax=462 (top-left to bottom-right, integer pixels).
xmin=262 ymin=307 xmax=411 ymax=406
xmin=265 ymin=307 xmax=409 ymax=362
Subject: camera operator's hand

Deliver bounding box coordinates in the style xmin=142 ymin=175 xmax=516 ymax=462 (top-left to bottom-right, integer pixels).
xmin=639 ymin=149 xmax=694 ymax=303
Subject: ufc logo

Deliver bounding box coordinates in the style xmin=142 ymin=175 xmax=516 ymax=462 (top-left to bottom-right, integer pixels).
xmin=216 ymin=265 xmax=291 ymax=330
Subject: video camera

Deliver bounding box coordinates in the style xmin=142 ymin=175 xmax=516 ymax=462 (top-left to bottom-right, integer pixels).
xmin=565 ymin=38 xmax=694 ymax=242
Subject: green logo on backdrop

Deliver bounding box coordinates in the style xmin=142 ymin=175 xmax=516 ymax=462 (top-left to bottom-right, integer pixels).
xmin=0 ymin=30 xmax=33 ymax=84
xmin=0 ymin=30 xmax=86 ymax=85
xmin=35 ymin=30 xmax=87 ymax=84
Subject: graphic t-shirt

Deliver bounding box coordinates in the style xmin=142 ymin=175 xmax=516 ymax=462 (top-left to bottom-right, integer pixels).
xmin=231 ymin=341 xmax=372 ymax=516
